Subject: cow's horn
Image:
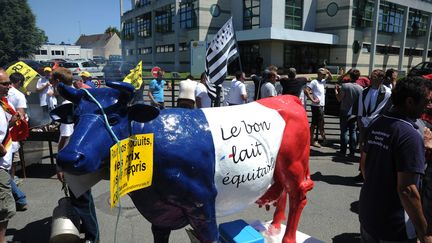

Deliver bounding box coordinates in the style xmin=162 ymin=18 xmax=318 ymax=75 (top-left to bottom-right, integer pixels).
xmin=58 ymin=83 xmax=84 ymax=103
xmin=105 ymin=81 xmax=135 ymax=101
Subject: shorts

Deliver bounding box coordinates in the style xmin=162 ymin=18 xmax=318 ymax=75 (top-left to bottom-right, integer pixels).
xmin=311 ymin=106 xmax=324 ymax=125
xmin=0 ymin=169 xmax=15 ymax=222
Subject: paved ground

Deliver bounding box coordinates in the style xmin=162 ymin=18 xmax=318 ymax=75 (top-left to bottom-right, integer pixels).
xmin=6 ymin=113 xmax=362 ymax=243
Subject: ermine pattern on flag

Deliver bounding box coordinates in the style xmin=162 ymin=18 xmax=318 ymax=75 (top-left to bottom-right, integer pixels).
xmin=205 ymin=17 xmax=238 ymax=99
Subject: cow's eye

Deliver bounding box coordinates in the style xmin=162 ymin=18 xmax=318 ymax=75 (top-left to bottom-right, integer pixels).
xmin=108 ymin=117 xmax=119 ymax=126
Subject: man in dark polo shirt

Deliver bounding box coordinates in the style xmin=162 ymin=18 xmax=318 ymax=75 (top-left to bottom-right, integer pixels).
xmin=359 ymin=76 xmax=432 ymax=243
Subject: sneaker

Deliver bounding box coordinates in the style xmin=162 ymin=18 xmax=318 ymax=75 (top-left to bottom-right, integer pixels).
xmin=311 ymin=141 xmax=321 ymax=148
xmin=16 ymin=204 xmax=27 ymax=211
xmin=336 ymin=151 xmax=346 ymax=157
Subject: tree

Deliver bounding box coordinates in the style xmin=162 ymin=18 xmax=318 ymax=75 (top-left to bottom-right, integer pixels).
xmin=105 ymin=26 xmax=120 ymax=38
xmin=0 ymin=0 xmax=47 ymax=66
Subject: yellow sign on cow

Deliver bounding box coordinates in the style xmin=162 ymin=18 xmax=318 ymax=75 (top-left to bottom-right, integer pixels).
xmin=110 ymin=133 xmax=153 ymax=207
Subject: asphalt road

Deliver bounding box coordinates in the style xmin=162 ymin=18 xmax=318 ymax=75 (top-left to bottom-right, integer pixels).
xmin=6 ymin=113 xmax=362 ymax=243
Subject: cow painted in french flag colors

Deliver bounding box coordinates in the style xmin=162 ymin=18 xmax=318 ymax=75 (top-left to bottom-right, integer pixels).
xmin=52 ymin=81 xmax=313 ymax=243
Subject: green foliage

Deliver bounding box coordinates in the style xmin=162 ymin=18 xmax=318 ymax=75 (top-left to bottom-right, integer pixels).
xmin=105 ymin=26 xmax=120 ymax=37
xmin=0 ymin=0 xmax=47 ymax=66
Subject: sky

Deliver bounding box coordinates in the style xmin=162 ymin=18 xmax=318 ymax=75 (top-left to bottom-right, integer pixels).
xmin=27 ymin=0 xmax=132 ymax=44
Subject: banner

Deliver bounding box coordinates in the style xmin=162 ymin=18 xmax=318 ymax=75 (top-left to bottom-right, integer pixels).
xmin=123 ymin=60 xmax=143 ymax=90
xmin=6 ymin=61 xmax=39 ymax=91
xmin=110 ymin=133 xmax=153 ymax=207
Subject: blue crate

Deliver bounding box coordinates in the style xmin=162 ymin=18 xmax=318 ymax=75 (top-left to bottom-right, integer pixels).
xmin=219 ymin=219 xmax=264 ymax=243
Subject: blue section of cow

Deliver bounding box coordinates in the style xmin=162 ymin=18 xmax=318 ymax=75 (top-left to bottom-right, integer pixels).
xmin=129 ymin=108 xmax=219 ymax=241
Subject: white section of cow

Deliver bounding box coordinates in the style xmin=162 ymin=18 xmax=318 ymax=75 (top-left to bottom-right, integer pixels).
xmin=202 ymin=102 xmax=286 ymax=216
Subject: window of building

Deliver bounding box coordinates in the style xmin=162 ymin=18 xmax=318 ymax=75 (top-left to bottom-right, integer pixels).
xmin=236 ymin=43 xmax=260 ymax=73
xmin=378 ymin=2 xmax=404 ymax=33
xmin=155 ymin=4 xmax=175 ymax=33
xmin=123 ymin=20 xmax=135 ymax=40
xmin=404 ymin=48 xmax=423 ymax=56
xmin=179 ymin=43 xmax=189 ymax=52
xmin=179 ymin=0 xmax=198 ymax=29
xmin=136 ymin=0 xmax=151 ymax=8
xmin=37 ymin=50 xmax=47 ymax=55
xmin=408 ymin=9 xmax=429 ymax=37
xmin=352 ymin=0 xmax=374 ymax=28
xmin=156 ymin=44 xmax=175 ymax=53
xmin=126 ymin=49 xmax=135 ymax=56
xmin=138 ymin=47 xmax=152 ymax=55
xmin=284 ymin=44 xmax=330 ymax=73
xmin=243 ymin=0 xmax=260 ymax=29
xmin=137 ymin=13 xmax=152 ymax=38
xmin=376 ymin=45 xmax=400 ymax=55
xmin=52 ymin=50 xmax=63 ymax=55
xmin=285 ymin=0 xmax=303 ymax=30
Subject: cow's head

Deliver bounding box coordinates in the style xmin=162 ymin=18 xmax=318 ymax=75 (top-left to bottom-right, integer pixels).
xmin=51 ymin=81 xmax=159 ymax=174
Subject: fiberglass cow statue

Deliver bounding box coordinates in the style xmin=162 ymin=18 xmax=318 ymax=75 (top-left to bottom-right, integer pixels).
xmin=52 ymin=81 xmax=313 ymax=243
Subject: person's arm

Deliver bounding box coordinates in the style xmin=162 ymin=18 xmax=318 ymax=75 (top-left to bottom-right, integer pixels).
xmin=360 ymin=151 xmax=367 ymax=179
xmin=326 ymin=69 xmax=333 ymax=81
xmin=241 ymin=83 xmax=248 ymax=102
xmin=397 ymin=172 xmax=432 ymax=242
xmin=166 ymin=80 xmax=172 ymax=91
xmin=304 ymin=86 xmax=319 ymax=104
xmin=335 ymin=84 xmax=343 ymax=102
xmin=0 ymin=144 xmax=6 ymax=157
xmin=196 ymin=97 xmax=202 ymax=108
xmin=56 ymin=135 xmax=70 ymax=183
xmin=35 ymin=80 xmax=50 ymax=92
xmin=147 ymin=90 xmax=159 ymax=107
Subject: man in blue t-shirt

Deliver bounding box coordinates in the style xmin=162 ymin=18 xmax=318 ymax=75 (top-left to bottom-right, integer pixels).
xmin=359 ymin=76 xmax=432 ymax=243
xmin=148 ymin=70 xmax=172 ymax=109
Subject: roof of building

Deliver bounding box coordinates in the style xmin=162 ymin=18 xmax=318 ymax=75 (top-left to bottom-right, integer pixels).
xmin=75 ymin=33 xmax=119 ymax=48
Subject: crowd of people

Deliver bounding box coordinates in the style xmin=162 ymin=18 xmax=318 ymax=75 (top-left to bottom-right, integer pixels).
xmin=1 ymin=63 xmax=432 ymax=242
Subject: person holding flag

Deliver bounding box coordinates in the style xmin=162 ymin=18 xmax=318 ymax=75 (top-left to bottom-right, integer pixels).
xmin=204 ymin=17 xmax=240 ymax=106
xmin=123 ymin=61 xmax=145 ymax=104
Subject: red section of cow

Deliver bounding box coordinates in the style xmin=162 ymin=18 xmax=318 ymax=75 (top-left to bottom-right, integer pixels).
xmin=256 ymin=95 xmax=314 ymax=243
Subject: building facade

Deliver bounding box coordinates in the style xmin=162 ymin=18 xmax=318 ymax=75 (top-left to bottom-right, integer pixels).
xmin=121 ymin=0 xmax=432 ymax=75
xmin=76 ymin=33 xmax=122 ymax=59
xmin=33 ymin=44 xmax=93 ymax=61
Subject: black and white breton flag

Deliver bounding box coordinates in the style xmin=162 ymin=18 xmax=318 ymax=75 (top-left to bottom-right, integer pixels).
xmin=205 ymin=17 xmax=239 ymax=99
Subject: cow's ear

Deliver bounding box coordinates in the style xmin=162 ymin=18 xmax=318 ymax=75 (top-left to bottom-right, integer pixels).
xmin=128 ymin=104 xmax=159 ymax=123
xmin=50 ymin=103 xmax=75 ymax=124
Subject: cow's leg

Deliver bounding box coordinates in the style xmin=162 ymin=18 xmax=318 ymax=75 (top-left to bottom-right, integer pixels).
xmin=266 ymin=191 xmax=287 ymax=236
xmin=280 ymin=173 xmax=314 ymax=243
xmin=183 ymin=203 xmax=218 ymax=243
xmin=151 ymin=224 xmax=171 ymax=243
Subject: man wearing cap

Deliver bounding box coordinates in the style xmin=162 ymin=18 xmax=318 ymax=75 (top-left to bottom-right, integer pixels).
xmin=305 ymin=68 xmax=333 ymax=147
xmin=36 ymin=67 xmax=57 ymax=124
xmin=73 ymin=75 xmax=91 ymax=89
xmin=226 ymin=71 xmax=248 ymax=105
xmin=79 ymin=71 xmax=96 ymax=88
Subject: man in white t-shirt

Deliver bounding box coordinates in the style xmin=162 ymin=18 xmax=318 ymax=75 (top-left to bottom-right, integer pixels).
xmin=36 ymin=67 xmax=57 ymax=124
xmin=260 ymin=71 xmax=277 ymax=99
xmin=195 ymin=72 xmax=212 ymax=108
xmin=0 ymin=69 xmax=18 ymax=243
xmin=226 ymin=71 xmax=247 ymax=105
xmin=7 ymin=72 xmax=28 ymax=211
xmin=305 ymin=68 xmax=333 ymax=148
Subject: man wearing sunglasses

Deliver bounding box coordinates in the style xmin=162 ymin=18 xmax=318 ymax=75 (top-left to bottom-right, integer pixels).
xmin=0 ymin=69 xmax=18 ymax=243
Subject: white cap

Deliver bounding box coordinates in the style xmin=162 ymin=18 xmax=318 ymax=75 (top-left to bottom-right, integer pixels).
xmin=178 ymin=79 xmax=197 ymax=101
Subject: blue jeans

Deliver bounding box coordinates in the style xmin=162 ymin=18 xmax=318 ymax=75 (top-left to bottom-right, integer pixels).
xmin=340 ymin=115 xmax=357 ymax=155
xmin=10 ymin=176 xmax=26 ymax=206
xmin=69 ymin=188 xmax=99 ymax=241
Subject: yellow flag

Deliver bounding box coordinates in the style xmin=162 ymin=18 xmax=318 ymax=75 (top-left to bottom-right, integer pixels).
xmin=123 ymin=60 xmax=143 ymax=90
xmin=6 ymin=61 xmax=39 ymax=91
